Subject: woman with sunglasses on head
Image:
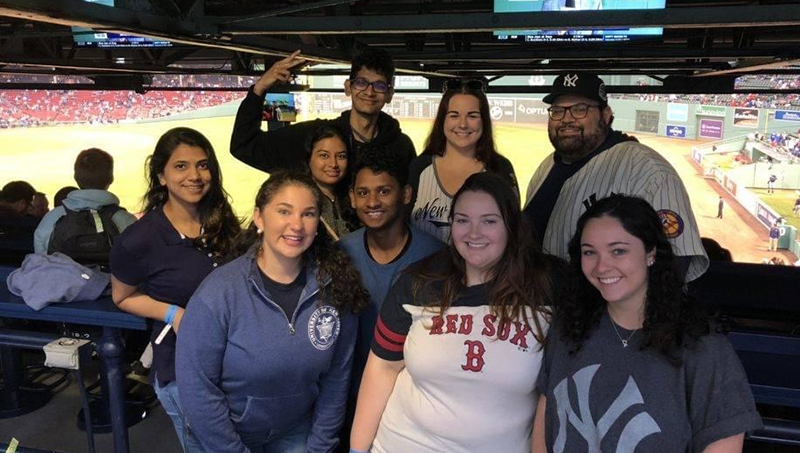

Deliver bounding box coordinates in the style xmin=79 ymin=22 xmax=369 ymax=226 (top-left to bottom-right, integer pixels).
xmin=176 ymin=170 xmax=369 ymax=453
xmin=408 ymin=78 xmax=519 ymax=242
xmin=304 ymin=125 xmax=358 ymax=240
xmin=532 ymin=194 xmax=761 ymax=453
xmin=110 ymin=127 xmax=241 ymax=452
xmin=350 ymin=172 xmax=554 ymax=453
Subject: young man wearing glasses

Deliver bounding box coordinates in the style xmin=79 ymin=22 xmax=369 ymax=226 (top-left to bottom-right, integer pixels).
xmin=523 ymin=72 xmax=708 ymax=281
xmin=230 ymin=48 xmax=416 ymax=177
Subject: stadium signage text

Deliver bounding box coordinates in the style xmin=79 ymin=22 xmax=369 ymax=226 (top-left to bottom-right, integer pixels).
xmin=699 ymin=119 xmax=724 ymax=139
xmin=666 ymin=125 xmax=687 ymax=138
xmin=775 ymin=110 xmax=800 ymax=122
xmin=695 ymin=105 xmax=726 ymax=117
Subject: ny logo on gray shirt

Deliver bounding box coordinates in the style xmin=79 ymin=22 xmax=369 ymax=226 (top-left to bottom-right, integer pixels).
xmin=552 ymin=364 xmax=661 ymax=453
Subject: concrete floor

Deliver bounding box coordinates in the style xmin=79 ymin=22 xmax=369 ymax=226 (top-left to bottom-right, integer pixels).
xmin=0 ymin=354 xmax=181 ymax=453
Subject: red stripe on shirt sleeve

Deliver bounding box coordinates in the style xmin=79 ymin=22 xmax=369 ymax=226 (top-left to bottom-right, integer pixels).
xmin=374 ymin=317 xmax=405 ymax=353
xmin=376 ymin=316 xmax=406 ymax=343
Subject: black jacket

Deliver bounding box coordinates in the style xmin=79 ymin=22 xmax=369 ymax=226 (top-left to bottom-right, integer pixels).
xmin=230 ymin=87 xmax=417 ymax=174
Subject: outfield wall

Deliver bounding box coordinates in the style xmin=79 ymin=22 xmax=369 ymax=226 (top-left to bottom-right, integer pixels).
xmin=299 ymin=93 xmax=800 ymax=144
xmin=692 ymin=144 xmax=799 ymax=258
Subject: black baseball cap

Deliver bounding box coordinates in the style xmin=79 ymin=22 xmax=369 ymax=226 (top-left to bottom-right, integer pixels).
xmin=543 ymin=72 xmax=608 ymax=105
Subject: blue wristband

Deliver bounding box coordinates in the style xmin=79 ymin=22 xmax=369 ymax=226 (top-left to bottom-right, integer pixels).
xmin=164 ymin=305 xmax=179 ymax=325
xmin=349 ymin=449 xmax=368 ymax=453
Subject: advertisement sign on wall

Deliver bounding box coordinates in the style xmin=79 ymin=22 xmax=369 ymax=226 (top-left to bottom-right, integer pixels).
xmin=515 ymin=99 xmax=549 ymax=123
xmin=665 ymin=124 xmax=687 ymax=138
xmin=756 ymin=203 xmax=779 ymax=228
xmin=696 ymin=105 xmax=726 ymax=117
xmin=775 ymin=110 xmax=800 ymax=122
xmin=488 ymin=98 xmax=515 ymax=121
xmin=699 ymin=119 xmax=724 ymax=139
xmin=667 ymin=103 xmax=689 ymax=122
xmin=733 ymin=108 xmax=759 ymax=128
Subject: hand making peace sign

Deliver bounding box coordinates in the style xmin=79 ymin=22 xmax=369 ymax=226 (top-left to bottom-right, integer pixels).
xmin=253 ymin=50 xmax=307 ymax=96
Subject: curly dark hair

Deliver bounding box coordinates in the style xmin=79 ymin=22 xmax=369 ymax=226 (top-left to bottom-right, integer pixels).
xmin=411 ymin=172 xmax=553 ymax=347
xmin=236 ymin=170 xmax=369 ymax=314
xmin=349 ymin=47 xmax=395 ymax=82
xmin=561 ymin=194 xmax=709 ymax=365
xmin=350 ymin=146 xmax=409 ymax=188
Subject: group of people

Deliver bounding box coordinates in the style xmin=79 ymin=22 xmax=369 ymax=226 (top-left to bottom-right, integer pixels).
xmin=7 ymin=46 xmax=763 ymax=452
xmin=0 ymin=180 xmax=51 ymax=262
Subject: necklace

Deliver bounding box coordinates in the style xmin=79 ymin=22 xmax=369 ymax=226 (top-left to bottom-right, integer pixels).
xmin=609 ymin=315 xmax=638 ymax=348
xmin=352 ymin=125 xmax=377 ymax=143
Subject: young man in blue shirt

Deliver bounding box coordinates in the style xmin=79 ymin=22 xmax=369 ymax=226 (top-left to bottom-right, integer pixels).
xmin=338 ymin=149 xmax=444 ymax=449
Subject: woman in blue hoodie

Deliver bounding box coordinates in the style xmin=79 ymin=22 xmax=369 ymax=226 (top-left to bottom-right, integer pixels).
xmin=176 ymin=170 xmax=369 ymax=453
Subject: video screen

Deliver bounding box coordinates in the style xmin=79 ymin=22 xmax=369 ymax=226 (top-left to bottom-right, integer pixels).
xmin=494 ymin=0 xmax=666 ymax=43
xmin=263 ymin=93 xmax=297 ymax=122
xmin=72 ymin=0 xmax=172 ymax=48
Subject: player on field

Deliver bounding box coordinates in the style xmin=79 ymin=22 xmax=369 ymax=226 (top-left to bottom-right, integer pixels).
xmin=523 ymin=72 xmax=708 ymax=281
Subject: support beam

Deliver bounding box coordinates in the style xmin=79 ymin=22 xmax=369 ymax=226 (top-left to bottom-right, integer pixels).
xmin=694 ymin=58 xmax=800 ymax=77
xmin=218 ymin=5 xmax=800 ymax=35
xmin=221 ymin=0 xmax=354 ymax=24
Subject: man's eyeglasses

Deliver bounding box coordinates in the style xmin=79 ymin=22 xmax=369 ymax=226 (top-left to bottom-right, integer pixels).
xmin=443 ymin=79 xmax=486 ymax=93
xmin=350 ymin=78 xmax=391 ymax=94
xmin=547 ymin=103 xmax=601 ymax=120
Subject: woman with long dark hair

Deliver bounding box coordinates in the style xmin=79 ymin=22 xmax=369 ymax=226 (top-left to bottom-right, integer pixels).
xmin=532 ymin=194 xmax=761 ymax=453
xmin=176 ymin=170 xmax=369 ymax=452
xmin=110 ymin=127 xmax=241 ymax=452
xmin=350 ymin=172 xmax=553 ymax=453
xmin=303 ymin=126 xmax=357 ymax=239
xmin=408 ymin=80 xmax=518 ymax=242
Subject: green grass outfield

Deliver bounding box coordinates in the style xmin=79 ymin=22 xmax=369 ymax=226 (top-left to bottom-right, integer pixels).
xmin=0 ymin=116 xmax=551 ymax=219
xmin=750 ymin=189 xmax=800 ymax=231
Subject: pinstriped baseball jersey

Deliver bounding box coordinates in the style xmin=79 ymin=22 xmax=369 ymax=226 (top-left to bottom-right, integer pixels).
xmin=410 ymin=163 xmax=453 ymax=241
xmin=524 ymin=140 xmax=709 ymax=282
xmin=409 ymin=154 xmax=520 ymax=243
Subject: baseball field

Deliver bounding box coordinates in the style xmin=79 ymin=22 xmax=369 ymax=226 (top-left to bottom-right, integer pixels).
xmin=1 ymin=111 xmax=796 ymax=264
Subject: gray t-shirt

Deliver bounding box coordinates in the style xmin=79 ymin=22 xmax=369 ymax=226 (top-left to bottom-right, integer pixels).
xmin=536 ymin=312 xmax=762 ymax=453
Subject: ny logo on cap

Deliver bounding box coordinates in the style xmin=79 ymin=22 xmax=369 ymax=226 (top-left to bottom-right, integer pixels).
xmin=563 ymin=74 xmax=579 ymax=87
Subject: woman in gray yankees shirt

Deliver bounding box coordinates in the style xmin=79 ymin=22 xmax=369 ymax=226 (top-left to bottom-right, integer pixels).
xmin=532 ymin=194 xmax=761 ymax=453
xmin=408 ymin=79 xmax=518 ymax=243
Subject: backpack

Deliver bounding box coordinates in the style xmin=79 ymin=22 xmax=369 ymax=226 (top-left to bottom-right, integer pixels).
xmin=48 ymin=204 xmax=124 ymax=267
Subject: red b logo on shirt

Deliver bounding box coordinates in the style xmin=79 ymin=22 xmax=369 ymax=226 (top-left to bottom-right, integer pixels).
xmin=462 ymin=340 xmax=485 ymax=372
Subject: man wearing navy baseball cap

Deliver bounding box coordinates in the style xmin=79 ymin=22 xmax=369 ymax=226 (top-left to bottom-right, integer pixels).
xmin=523 ymin=72 xmax=709 ymax=282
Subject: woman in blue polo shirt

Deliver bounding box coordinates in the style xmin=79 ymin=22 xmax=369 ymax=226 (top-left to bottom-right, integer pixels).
xmin=175 ymin=170 xmax=369 ymax=453
xmin=110 ymin=127 xmax=241 ymax=452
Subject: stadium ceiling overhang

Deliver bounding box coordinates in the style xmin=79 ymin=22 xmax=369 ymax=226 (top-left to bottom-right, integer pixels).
xmin=0 ymin=0 xmax=800 ymax=94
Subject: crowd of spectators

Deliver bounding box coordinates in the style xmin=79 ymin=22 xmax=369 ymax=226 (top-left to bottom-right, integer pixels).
xmin=2 ymin=73 xmax=799 ymax=128
xmin=0 ymin=74 xmax=257 ymax=129
xmin=750 ymin=132 xmax=800 ymax=161
xmin=623 ymin=74 xmax=800 ymax=108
